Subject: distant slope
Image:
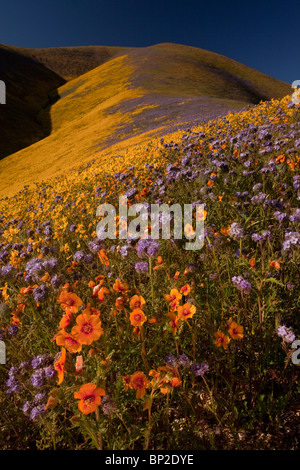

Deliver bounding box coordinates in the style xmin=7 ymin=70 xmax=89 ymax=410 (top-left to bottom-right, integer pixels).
xmin=13 ymin=45 xmax=128 ymax=80
xmin=0 ymin=44 xmax=65 ymax=159
xmin=0 ymin=42 xmax=291 ymax=197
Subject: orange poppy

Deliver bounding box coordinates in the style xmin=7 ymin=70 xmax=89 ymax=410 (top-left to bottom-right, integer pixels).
xmin=165 ymin=289 xmax=182 ymax=310
xmin=180 ymin=284 xmax=191 ymax=296
xmin=168 ymin=311 xmax=181 ymax=335
xmin=98 ymin=249 xmax=109 ymax=265
xmin=276 ymin=154 xmax=285 ymax=164
xmin=20 ymin=285 xmax=38 ymax=295
xmin=177 ymin=302 xmax=196 ymax=321
xmin=214 ymin=330 xmax=231 ymax=349
xmin=129 ymin=295 xmax=145 ymax=311
xmin=228 ymin=322 xmax=244 ymax=340
xmin=269 ymin=260 xmax=280 ymax=270
xmin=58 ymin=291 xmax=83 ymax=315
xmin=221 ymin=225 xmax=231 ymax=236
xmin=59 ymin=312 xmax=72 ymax=329
xmin=98 ymin=286 xmax=110 ymax=303
xmin=72 ymin=313 xmax=103 ymax=345
xmin=92 ymin=283 xmax=100 ymax=297
xmin=130 ymin=371 xmax=149 ymax=399
xmin=54 ymin=347 xmax=66 ymax=385
xmin=156 ymin=256 xmax=163 ymax=265
xmin=55 ymin=329 xmax=82 ymax=353
xmin=195 ymin=207 xmax=207 ymax=221
xmin=149 ymin=366 xmax=181 ymax=393
xmin=115 ymin=296 xmax=127 ymax=311
xmin=123 ymin=375 xmax=132 ymax=391
xmin=113 ymin=279 xmax=129 ymax=293
xmin=130 ymin=308 xmax=147 ymax=327
xmin=82 ymin=303 xmax=100 ymax=316
xmin=11 ymin=313 xmax=21 ymax=326
xmin=74 ymin=383 xmax=105 ymax=415
xmin=184 ymin=224 xmax=195 ymax=238
xmin=170 ymin=377 xmax=182 ymax=388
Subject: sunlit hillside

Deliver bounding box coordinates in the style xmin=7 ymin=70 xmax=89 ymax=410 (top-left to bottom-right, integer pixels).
xmin=0 ymin=43 xmax=290 ymax=198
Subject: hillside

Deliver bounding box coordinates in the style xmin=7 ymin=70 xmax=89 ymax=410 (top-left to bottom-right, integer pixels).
xmin=0 ymin=44 xmax=65 ymax=159
xmin=0 ymin=42 xmax=291 ymax=198
xmin=14 ymin=44 xmax=127 ymax=80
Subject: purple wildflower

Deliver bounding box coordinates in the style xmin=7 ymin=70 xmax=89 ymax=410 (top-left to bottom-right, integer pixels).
xmin=165 ymin=354 xmax=178 ymax=368
xmin=31 ymin=370 xmax=44 ymax=388
xmin=177 ymin=354 xmax=190 ymax=368
xmin=191 ymin=362 xmax=209 ymax=377
xmin=30 ymin=404 xmax=46 ymax=421
xmin=232 ymin=275 xmax=252 ymax=294
xmin=8 ymin=324 xmax=18 ymax=336
xmin=135 ymin=261 xmax=149 ymax=273
xmin=277 ymin=325 xmax=296 ymax=343
xmin=228 ymin=222 xmax=244 ymax=240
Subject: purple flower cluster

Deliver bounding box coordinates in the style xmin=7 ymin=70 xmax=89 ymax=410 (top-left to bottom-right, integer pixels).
xmin=33 ymin=284 xmax=48 ymax=303
xmin=165 ymin=353 xmax=190 ymax=369
xmin=22 ymin=392 xmax=47 ymax=420
xmin=88 ymin=237 xmax=103 ymax=253
xmin=293 ymin=175 xmax=300 ymax=190
xmin=232 ymin=275 xmax=252 ymax=294
xmin=135 ymin=261 xmax=149 ymax=273
xmin=282 ymin=231 xmax=300 ymax=252
xmin=277 ymin=325 xmax=296 ymax=343
xmin=6 ymin=366 xmax=22 ymax=394
xmin=228 ymin=222 xmax=244 ymax=241
xmin=251 ymin=231 xmax=271 ymax=243
xmin=30 ymin=354 xmax=55 ymax=387
xmin=51 ymin=273 xmax=65 ymax=288
xmin=191 ymin=362 xmax=209 ymax=377
xmin=136 ymin=238 xmax=160 ymax=258
xmin=6 ymin=355 xmax=55 ymax=420
xmin=25 ymin=257 xmax=58 ymax=283
xmin=0 ymin=263 xmax=16 ymax=279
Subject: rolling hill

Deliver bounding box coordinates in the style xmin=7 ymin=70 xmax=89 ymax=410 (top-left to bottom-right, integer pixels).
xmin=0 ymin=42 xmax=291 ymax=198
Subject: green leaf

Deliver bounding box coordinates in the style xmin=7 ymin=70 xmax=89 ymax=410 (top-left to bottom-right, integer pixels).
xmin=264 ymin=278 xmax=285 ymax=287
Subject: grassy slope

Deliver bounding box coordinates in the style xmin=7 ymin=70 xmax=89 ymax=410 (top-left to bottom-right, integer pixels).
xmin=0 ymin=43 xmax=291 ymax=198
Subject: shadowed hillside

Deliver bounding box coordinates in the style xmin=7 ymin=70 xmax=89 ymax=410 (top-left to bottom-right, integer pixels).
xmin=0 ymin=44 xmax=65 ymax=159
xmin=0 ymin=42 xmax=291 ymax=197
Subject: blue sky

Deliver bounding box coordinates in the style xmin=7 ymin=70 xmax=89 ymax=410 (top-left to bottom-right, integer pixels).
xmin=0 ymin=0 xmax=298 ymax=84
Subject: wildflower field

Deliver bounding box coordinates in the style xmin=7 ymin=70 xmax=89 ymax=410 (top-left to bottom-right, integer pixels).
xmin=0 ymin=94 xmax=299 ymax=450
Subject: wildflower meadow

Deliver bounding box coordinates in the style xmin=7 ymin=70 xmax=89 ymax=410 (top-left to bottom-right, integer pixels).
xmin=0 ymin=94 xmax=299 ymax=450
